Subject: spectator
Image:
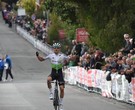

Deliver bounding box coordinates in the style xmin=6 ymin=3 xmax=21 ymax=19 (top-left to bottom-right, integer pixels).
xmin=120 ymin=34 xmax=132 ymax=55
xmin=6 ymin=4 xmax=12 ymax=11
xmin=78 ymin=56 xmax=85 ymax=67
xmin=71 ymin=40 xmax=77 ymax=55
xmin=117 ymin=59 xmax=125 ymax=74
xmin=130 ymin=49 xmax=135 ymax=55
xmin=123 ymin=58 xmax=134 ymax=83
xmin=106 ymin=62 xmax=118 ymax=81
xmin=75 ymin=40 xmax=82 ymax=57
xmin=65 ymin=45 xmax=71 ymax=56
xmin=42 ymin=29 xmax=47 ymax=43
xmin=0 ymin=55 xmax=4 ymax=81
xmin=83 ymin=54 xmax=91 ymax=70
xmin=117 ymin=51 xmax=123 ymax=60
xmin=4 ymin=54 xmax=14 ymax=81
xmin=3 ymin=10 xmax=9 ymax=24
xmin=7 ymin=12 xmax=12 ymax=28
xmin=81 ymin=42 xmax=88 ymax=56
xmin=90 ymin=49 xmax=104 ymax=69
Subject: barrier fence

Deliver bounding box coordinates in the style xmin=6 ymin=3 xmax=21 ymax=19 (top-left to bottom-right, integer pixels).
xmin=16 ymin=26 xmax=53 ymax=55
xmin=16 ymin=26 xmax=135 ymax=105
xmin=64 ymin=66 xmax=135 ymax=104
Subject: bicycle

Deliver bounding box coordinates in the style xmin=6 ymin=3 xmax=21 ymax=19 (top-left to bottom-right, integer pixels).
xmin=52 ymin=80 xmax=60 ymax=110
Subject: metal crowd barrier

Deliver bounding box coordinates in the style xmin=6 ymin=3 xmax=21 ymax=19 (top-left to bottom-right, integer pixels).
xmin=16 ymin=26 xmax=53 ymax=55
xmin=64 ymin=66 xmax=135 ymax=105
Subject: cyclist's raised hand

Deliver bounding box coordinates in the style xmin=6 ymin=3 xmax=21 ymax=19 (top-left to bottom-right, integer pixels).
xmin=36 ymin=52 xmax=45 ymax=62
xmin=36 ymin=51 xmax=39 ymax=57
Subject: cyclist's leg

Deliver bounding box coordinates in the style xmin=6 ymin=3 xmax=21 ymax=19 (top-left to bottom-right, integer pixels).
xmin=58 ymin=69 xmax=65 ymax=107
xmin=59 ymin=85 xmax=64 ymax=110
xmin=59 ymin=85 xmax=64 ymax=103
xmin=47 ymin=69 xmax=56 ymax=99
xmin=59 ymin=85 xmax=64 ymax=98
xmin=47 ymin=75 xmax=52 ymax=89
xmin=47 ymin=75 xmax=53 ymax=99
xmin=47 ymin=69 xmax=56 ymax=90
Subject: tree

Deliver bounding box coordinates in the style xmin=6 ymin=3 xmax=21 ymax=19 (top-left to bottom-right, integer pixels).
xmin=44 ymin=0 xmax=78 ymax=24
xmin=48 ymin=13 xmax=62 ymax=44
xmin=43 ymin=0 xmax=135 ymax=53
xmin=17 ymin=0 xmax=36 ymax=15
xmin=59 ymin=0 xmax=135 ymax=53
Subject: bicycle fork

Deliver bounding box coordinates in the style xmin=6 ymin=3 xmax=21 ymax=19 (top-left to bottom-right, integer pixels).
xmin=53 ymin=81 xmax=59 ymax=110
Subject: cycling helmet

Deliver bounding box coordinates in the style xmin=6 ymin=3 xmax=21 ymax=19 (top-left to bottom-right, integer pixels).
xmin=52 ymin=43 xmax=61 ymax=48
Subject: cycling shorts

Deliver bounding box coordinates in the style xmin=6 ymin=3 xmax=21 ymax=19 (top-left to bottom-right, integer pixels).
xmin=48 ymin=68 xmax=65 ymax=86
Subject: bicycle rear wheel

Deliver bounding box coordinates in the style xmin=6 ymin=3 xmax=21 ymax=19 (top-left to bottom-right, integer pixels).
xmin=53 ymin=89 xmax=59 ymax=110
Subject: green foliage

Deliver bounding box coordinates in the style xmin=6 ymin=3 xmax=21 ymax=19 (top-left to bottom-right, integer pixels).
xmin=13 ymin=5 xmax=18 ymax=11
xmin=48 ymin=13 xmax=62 ymax=44
xmin=35 ymin=4 xmax=45 ymax=19
xmin=43 ymin=0 xmax=135 ymax=53
xmin=61 ymin=0 xmax=135 ymax=53
xmin=19 ymin=0 xmax=36 ymax=16
xmin=44 ymin=0 xmax=78 ymax=24
xmin=90 ymin=0 xmax=135 ymax=53
xmin=61 ymin=22 xmax=77 ymax=40
xmin=43 ymin=0 xmax=53 ymax=11
xmin=44 ymin=0 xmax=80 ymax=43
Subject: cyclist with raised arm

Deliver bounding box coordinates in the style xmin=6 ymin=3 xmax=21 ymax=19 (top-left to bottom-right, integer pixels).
xmin=36 ymin=42 xmax=70 ymax=110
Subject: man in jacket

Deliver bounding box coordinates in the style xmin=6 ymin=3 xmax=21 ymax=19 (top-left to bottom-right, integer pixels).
xmin=5 ymin=54 xmax=13 ymax=81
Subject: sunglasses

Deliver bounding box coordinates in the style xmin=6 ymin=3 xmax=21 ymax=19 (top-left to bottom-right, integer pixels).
xmin=53 ymin=47 xmax=60 ymax=49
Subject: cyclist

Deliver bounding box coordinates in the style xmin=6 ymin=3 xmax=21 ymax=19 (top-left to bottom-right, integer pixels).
xmin=36 ymin=42 xmax=70 ymax=110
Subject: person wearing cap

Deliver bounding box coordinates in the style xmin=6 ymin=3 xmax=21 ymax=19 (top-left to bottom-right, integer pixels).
xmin=36 ymin=42 xmax=71 ymax=110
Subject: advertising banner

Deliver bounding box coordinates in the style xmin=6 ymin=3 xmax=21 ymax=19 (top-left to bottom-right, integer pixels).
xmin=87 ymin=70 xmax=93 ymax=87
xmin=131 ymin=78 xmax=135 ymax=102
xmin=96 ymin=70 xmax=103 ymax=89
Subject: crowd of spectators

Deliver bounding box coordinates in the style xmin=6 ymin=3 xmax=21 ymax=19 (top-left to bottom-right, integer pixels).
xmin=102 ymin=34 xmax=135 ymax=84
xmin=16 ymin=17 xmax=48 ymax=43
xmin=1 ymin=4 xmax=14 ymax=28
xmin=64 ymin=39 xmax=104 ymax=70
xmin=63 ymin=34 xmax=135 ymax=84
xmin=1 ymin=5 xmax=49 ymax=43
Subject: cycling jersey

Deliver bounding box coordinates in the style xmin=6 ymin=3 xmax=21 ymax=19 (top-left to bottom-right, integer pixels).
xmin=44 ymin=53 xmax=69 ymax=70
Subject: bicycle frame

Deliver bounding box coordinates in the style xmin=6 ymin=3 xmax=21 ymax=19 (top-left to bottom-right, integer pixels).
xmin=53 ymin=80 xmax=59 ymax=110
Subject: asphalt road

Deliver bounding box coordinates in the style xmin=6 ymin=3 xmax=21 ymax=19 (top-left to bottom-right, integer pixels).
xmin=0 ymin=13 xmax=134 ymax=110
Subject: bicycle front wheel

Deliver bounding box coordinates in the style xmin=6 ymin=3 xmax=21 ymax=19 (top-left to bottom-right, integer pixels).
xmin=53 ymin=89 xmax=59 ymax=110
